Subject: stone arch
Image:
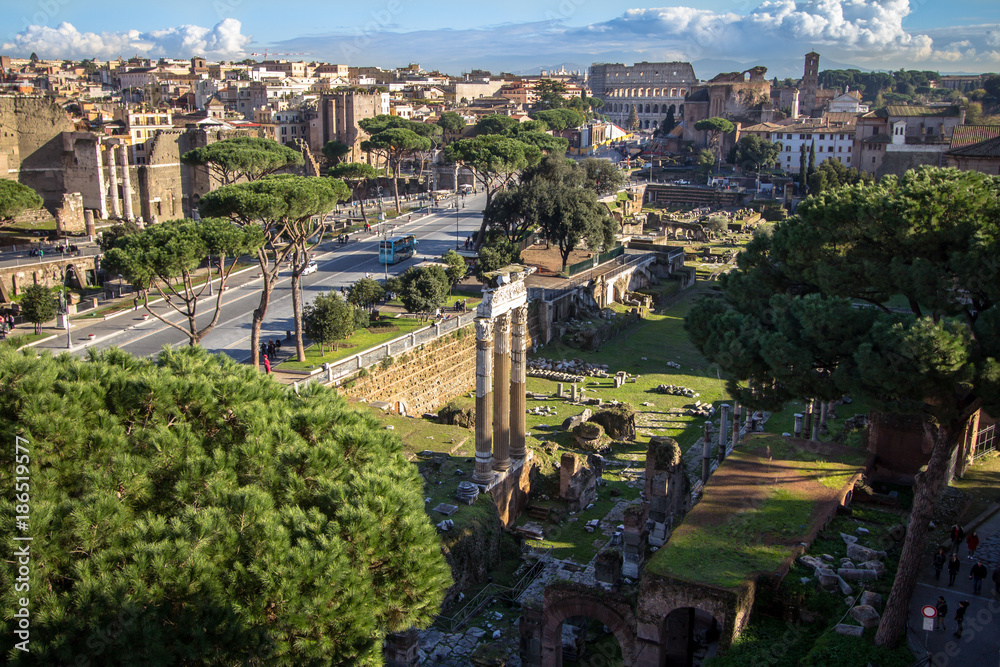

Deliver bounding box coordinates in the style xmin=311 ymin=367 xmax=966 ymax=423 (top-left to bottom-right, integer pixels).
xmin=653 ymin=104 xmax=659 ymax=114
xmin=645 ymin=104 xmax=651 ymax=114
xmin=540 ymin=593 xmax=638 ymax=667
xmin=644 ymin=120 xmax=650 ymax=129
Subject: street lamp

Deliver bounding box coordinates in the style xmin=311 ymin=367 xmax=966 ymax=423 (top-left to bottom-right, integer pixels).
xmin=455 ymin=201 xmax=460 ymax=250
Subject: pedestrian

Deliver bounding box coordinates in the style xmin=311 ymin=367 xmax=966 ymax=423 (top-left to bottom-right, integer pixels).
xmin=133 ymin=296 xmax=139 ymax=311
xmin=966 ymin=531 xmax=980 ymax=560
xmin=970 ymin=560 xmax=988 ymax=595
xmin=950 ymin=524 xmax=966 ymax=554
xmin=274 ymin=338 xmax=281 ymax=354
xmin=935 ymin=596 xmax=948 ymax=631
xmin=267 ymin=340 xmax=275 ymax=360
xmin=263 ymin=355 xmax=271 ymax=374
xmin=948 ymin=553 xmax=961 ymax=586
xmin=933 ymin=547 xmax=947 ymax=581
xmin=953 ymin=600 xmax=970 ymax=639
xmin=260 ymin=343 xmax=267 ymax=360
xmin=992 ymin=565 xmax=1000 ymax=596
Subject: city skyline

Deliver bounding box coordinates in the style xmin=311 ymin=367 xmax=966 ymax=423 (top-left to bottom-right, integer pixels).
xmin=1 ymin=0 xmax=998 ymax=77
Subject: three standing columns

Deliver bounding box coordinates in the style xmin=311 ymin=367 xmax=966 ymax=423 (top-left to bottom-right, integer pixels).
xmin=474 ymin=304 xmax=529 ymax=486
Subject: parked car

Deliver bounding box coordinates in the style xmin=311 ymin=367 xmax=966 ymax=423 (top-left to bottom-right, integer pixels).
xmin=302 ymin=260 xmax=318 ymax=275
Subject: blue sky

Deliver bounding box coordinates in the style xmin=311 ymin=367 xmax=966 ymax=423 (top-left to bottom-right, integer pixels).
xmin=3 ymin=1 xmax=999 ymax=77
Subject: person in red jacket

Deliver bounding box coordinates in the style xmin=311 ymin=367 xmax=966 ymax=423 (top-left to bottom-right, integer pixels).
xmin=950 ymin=524 xmax=966 ymax=554
xmin=966 ymin=531 xmax=980 ymax=560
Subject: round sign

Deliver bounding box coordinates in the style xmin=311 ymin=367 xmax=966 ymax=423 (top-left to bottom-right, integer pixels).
xmin=922 ymin=605 xmax=937 ymax=619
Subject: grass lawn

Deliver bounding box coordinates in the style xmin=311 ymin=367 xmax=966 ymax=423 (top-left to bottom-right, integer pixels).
xmin=646 ymin=436 xmax=868 ymax=588
xmin=278 ymin=318 xmax=426 ymax=371
xmin=7 ymin=331 xmax=51 ymax=347
xmin=706 ymin=504 xmax=913 ymax=667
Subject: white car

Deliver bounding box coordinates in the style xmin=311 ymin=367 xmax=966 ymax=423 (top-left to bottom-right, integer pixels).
xmin=302 ymin=260 xmax=318 ymax=275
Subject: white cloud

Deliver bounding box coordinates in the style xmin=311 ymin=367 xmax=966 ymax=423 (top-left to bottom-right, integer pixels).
xmin=1 ymin=19 xmax=251 ymax=60
xmin=987 ymin=27 xmax=1000 ymax=48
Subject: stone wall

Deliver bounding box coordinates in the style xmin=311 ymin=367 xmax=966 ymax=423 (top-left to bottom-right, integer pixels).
xmin=342 ymin=328 xmax=476 ymax=417
xmin=0 ymin=95 xmax=76 ymax=209
xmin=0 ymin=255 xmax=99 ymax=301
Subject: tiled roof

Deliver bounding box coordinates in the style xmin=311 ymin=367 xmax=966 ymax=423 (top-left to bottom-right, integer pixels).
xmin=950 ymin=125 xmax=1000 ymax=150
xmin=947 ymin=136 xmax=1000 ymax=158
xmin=862 ymin=133 xmax=891 ymax=144
xmin=881 ymin=105 xmax=963 ymax=118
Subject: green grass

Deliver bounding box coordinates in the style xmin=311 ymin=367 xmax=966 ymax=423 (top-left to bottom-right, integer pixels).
xmin=278 ymin=317 xmax=427 ymax=371
xmin=951 ymin=452 xmax=1000 ymax=505
xmin=7 ymin=331 xmax=51 ymax=347
xmin=72 ymin=301 xmax=134 ymax=319
xmin=647 ymin=479 xmax=814 ymax=588
xmin=0 ymin=218 xmax=57 ymax=233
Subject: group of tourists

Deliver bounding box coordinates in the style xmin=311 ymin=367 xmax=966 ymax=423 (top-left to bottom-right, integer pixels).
xmin=929 ymin=523 xmax=1000 ymax=639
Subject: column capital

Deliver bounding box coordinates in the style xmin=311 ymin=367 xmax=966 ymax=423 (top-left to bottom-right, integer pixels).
xmin=474 ymin=317 xmax=493 ymax=341
xmin=511 ymin=303 xmax=528 ymax=327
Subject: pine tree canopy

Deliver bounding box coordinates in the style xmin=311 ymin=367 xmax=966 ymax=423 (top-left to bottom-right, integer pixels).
xmin=0 ymin=344 xmax=451 ymax=666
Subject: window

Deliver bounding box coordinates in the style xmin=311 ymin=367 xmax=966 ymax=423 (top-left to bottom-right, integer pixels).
xmin=786 ymin=134 xmax=792 ymax=140
xmin=846 ymin=157 xmax=851 ymax=163
xmin=281 ymin=127 xmax=287 ymax=135
xmin=838 ymin=146 xmax=842 ymax=152
xmin=785 ymin=145 xmax=791 ymax=151
xmin=872 ymin=157 xmax=876 ymax=164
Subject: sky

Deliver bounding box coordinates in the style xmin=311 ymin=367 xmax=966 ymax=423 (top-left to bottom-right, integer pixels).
xmin=2 ymin=1 xmax=999 ymax=78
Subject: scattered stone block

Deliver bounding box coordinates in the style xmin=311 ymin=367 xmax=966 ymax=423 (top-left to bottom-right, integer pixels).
xmin=849 ymin=605 xmax=881 ymax=629
xmin=840 ymin=532 xmax=858 ymax=545
xmin=847 ymin=543 xmax=885 ymax=563
xmin=433 ymin=503 xmax=459 ymax=516
xmin=859 ymin=591 xmax=883 ymax=611
xmin=835 ymin=624 xmax=864 ymax=638
xmin=838 ymin=568 xmax=879 ymax=581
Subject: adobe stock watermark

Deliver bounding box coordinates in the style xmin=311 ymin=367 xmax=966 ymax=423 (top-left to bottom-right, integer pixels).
xmin=13 ymin=0 xmax=72 ymax=37
xmin=12 ymin=435 xmax=33 ymax=654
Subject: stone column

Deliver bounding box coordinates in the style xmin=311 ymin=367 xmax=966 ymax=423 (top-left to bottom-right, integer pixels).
xmin=793 ymin=413 xmax=804 ymax=438
xmin=118 ymin=144 xmax=134 ymax=221
xmin=803 ymin=399 xmax=814 ymax=438
xmin=473 ymin=318 xmax=495 ymax=486
xmin=94 ymin=141 xmax=108 ymax=220
xmin=810 ymin=400 xmax=821 ymax=442
xmin=702 ymin=423 xmax=712 ymax=484
xmin=492 ymin=311 xmax=511 ymax=472
xmin=84 ymin=210 xmax=96 ymax=237
xmin=718 ymin=404 xmax=729 ymax=464
xmin=509 ymin=304 xmax=528 ymax=459
xmin=106 ymin=144 xmax=121 ymax=219
xmin=732 ymin=400 xmax=741 ymax=452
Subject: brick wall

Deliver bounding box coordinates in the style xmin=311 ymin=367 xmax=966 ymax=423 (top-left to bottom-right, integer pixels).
xmin=342 ymin=328 xmax=476 ymax=416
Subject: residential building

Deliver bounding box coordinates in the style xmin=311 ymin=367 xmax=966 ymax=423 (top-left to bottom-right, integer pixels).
xmin=255 ymin=107 xmax=309 ymax=143
xmin=311 ymin=90 xmax=384 ymax=161
xmin=113 ymin=108 xmax=173 ymax=164
xmin=740 ymin=117 xmax=856 ymax=173
xmin=853 ymin=105 xmax=964 ymax=177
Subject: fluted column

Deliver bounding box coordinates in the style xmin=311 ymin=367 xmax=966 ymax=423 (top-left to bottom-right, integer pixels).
xmin=492 ymin=312 xmax=511 ymax=472
xmin=118 ymin=144 xmax=134 ymax=221
xmin=473 ymin=318 xmax=495 ymax=485
xmin=509 ymin=305 xmax=528 ymax=460
xmin=94 ymin=141 xmax=108 ymax=220
xmin=106 ymin=144 xmax=121 ymax=219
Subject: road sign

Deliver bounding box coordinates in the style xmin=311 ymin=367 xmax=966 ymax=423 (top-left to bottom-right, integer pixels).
xmin=922 ymin=605 xmax=937 ymax=619
xmin=923 ymin=617 xmax=935 ymax=631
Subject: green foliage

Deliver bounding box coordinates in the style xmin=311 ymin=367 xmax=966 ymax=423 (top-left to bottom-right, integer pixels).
xmin=18 ymin=284 xmax=56 ymax=334
xmin=303 ymin=291 xmax=356 ymax=353
xmin=103 ymin=218 xmax=265 ymax=344
xmin=346 ymin=277 xmax=385 ymax=311
xmin=734 ymin=135 xmax=783 ymax=175
xmin=436 ymin=111 xmax=466 ymax=136
xmin=695 ymin=117 xmax=735 ymax=135
xmin=579 ymin=158 xmax=626 ymax=196
xmin=321 ymin=140 xmax=351 ymax=164
xmin=626 ymin=105 xmax=639 ymax=132
xmin=806 ymin=158 xmax=874 ymax=195
xmin=97 ymin=219 xmax=141 ymax=252
xmin=0 ymin=345 xmax=450 ymax=665
xmin=532 ymin=108 xmax=586 ymax=131
xmin=0 ymin=180 xmax=43 ymax=221
xmin=181 ymin=136 xmax=303 ymax=185
xmin=475 ymin=236 xmax=522 ymax=281
xmin=398 ymin=265 xmax=449 ymax=316
xmin=474 ymin=114 xmax=520 ymax=135
xmin=441 ymin=249 xmax=467 ymax=286
xmin=358 ymin=114 xmax=441 ymax=140
xmin=535 ymin=181 xmax=617 ymax=272
xmin=697 ymin=148 xmax=716 ymax=174
xmin=818 ymin=68 xmax=941 ymax=104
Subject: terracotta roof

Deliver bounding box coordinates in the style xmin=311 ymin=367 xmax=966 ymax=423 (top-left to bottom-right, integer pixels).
xmin=862 ymin=133 xmax=891 ymax=144
xmin=947 ymin=135 xmax=1000 ymax=158
xmin=879 ymin=105 xmax=963 ymax=118
xmin=950 ymin=125 xmax=1000 ymax=150
xmin=823 ymin=112 xmax=861 ymax=124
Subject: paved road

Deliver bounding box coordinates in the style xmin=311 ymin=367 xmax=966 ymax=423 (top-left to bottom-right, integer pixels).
xmin=910 ymin=508 xmax=1000 ymax=667
xmin=35 ymin=193 xmax=486 ymax=362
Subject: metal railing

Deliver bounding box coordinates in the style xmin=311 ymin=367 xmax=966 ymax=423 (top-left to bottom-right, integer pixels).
xmin=294 ymin=310 xmax=478 ymax=390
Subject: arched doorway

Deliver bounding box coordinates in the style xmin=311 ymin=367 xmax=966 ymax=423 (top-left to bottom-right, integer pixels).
xmin=539 ymin=595 xmax=638 ymax=666
xmin=660 ymin=607 xmax=722 ymax=666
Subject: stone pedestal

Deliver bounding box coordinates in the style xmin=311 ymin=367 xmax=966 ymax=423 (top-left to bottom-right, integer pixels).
xmin=384 ymin=628 xmax=419 ymax=667
xmin=474 ymin=318 xmax=495 ymax=485
xmin=803 ymin=399 xmax=814 ymax=438
xmin=811 ymin=400 xmax=821 ymax=441
xmin=701 ymin=423 xmax=712 ymax=484
xmin=622 ymin=505 xmax=648 ymax=579
xmin=492 ymin=312 xmax=511 ymax=471
xmin=84 ymin=210 xmax=96 ymax=236
xmin=794 ymin=413 xmax=804 ymax=438
xmin=559 ymin=452 xmax=596 ymax=513
xmin=509 ymin=305 xmax=527 ymax=459
xmin=732 ymin=401 xmax=741 ymax=451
